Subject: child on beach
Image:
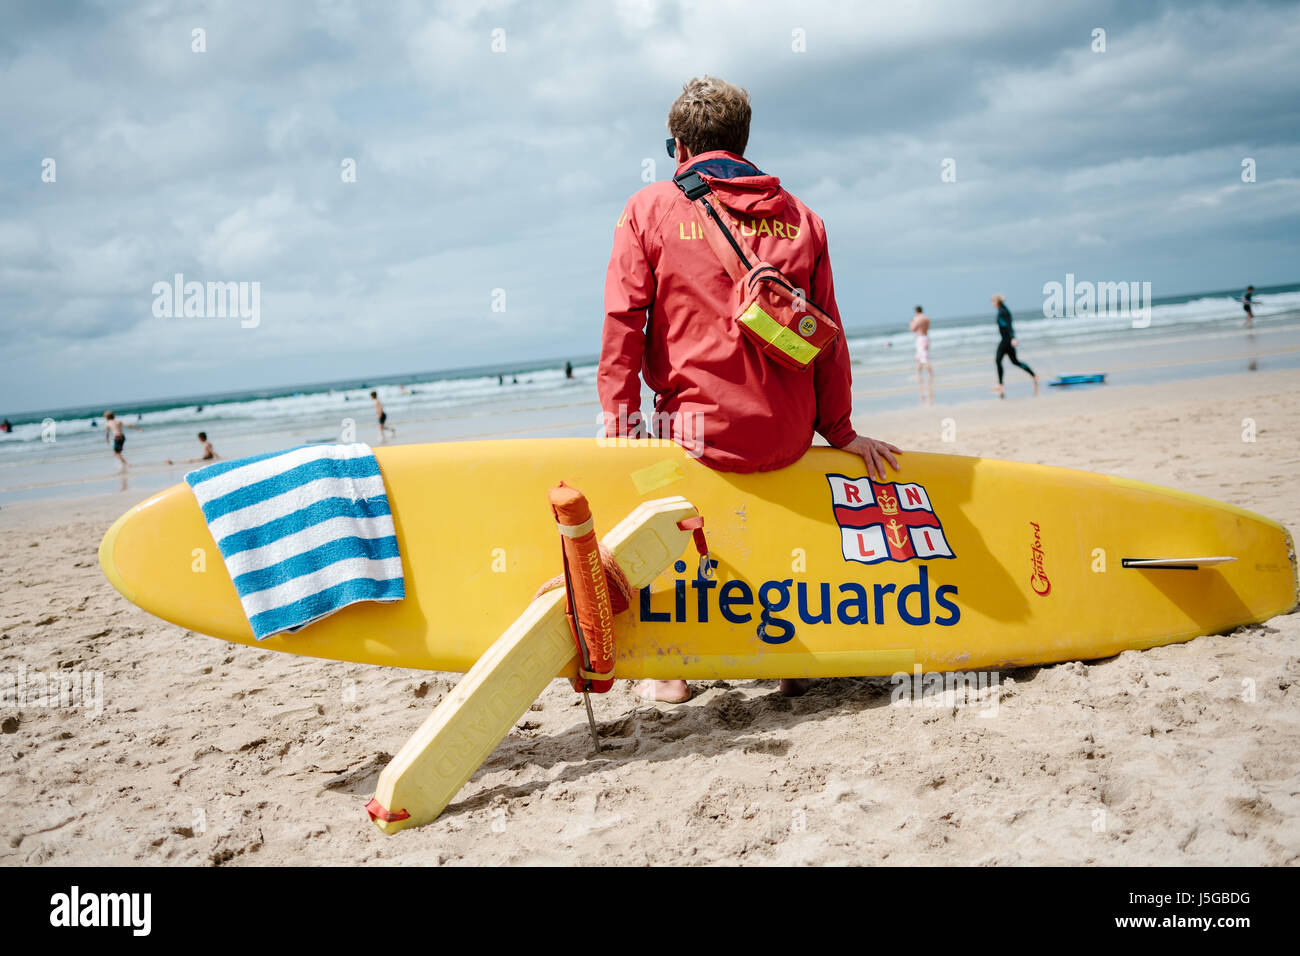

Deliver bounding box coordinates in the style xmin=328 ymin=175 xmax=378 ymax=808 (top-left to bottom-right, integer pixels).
xmin=371 ymin=391 xmax=395 ymax=441
xmin=103 ymin=411 xmax=141 ymax=469
xmin=910 ymin=305 xmax=934 ymax=405
xmin=1241 ymin=285 xmax=1255 ymax=327
xmin=166 ymin=432 xmax=218 ymax=466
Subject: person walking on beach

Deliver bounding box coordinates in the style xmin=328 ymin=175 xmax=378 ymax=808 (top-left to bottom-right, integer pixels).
xmin=992 ymin=295 xmax=1038 ymax=398
xmin=1241 ymin=285 xmax=1255 ymax=327
xmin=910 ymin=305 xmax=934 ymax=405
xmin=370 ymin=391 xmax=395 ymax=441
xmin=103 ymin=410 xmax=141 ymax=469
xmin=600 ymin=75 xmax=901 ymax=704
xmin=166 ymin=432 xmax=218 ymax=465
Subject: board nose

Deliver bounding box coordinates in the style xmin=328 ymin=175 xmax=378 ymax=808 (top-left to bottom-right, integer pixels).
xmin=98 ymin=508 xmax=137 ymax=605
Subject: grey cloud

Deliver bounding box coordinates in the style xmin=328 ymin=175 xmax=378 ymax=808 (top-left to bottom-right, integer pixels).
xmin=1 ymin=0 xmax=1297 ymax=411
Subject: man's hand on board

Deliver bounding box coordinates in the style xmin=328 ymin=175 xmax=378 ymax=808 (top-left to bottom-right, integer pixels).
xmin=843 ymin=435 xmax=902 ymax=481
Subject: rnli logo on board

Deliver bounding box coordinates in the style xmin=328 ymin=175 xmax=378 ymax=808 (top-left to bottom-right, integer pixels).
xmin=798 ymin=315 xmax=817 ymax=337
xmin=826 ymin=475 xmax=955 ymax=564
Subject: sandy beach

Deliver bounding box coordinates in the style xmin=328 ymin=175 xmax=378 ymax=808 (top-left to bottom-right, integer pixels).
xmin=2 ymin=368 xmax=1297 ymax=866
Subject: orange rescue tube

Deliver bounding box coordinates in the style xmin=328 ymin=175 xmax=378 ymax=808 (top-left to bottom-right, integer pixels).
xmin=549 ymin=483 xmax=626 ymax=693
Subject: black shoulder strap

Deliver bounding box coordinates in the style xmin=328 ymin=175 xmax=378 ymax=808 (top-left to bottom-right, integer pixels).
xmin=673 ymin=169 xmax=712 ymax=201
xmin=672 ymin=168 xmax=753 ymax=273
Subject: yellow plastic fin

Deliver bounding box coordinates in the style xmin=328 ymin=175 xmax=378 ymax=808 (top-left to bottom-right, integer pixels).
xmin=368 ymin=496 xmax=699 ymax=834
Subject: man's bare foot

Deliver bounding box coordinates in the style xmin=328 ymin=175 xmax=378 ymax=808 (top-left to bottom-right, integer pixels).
xmin=992 ymin=384 xmax=1005 ymax=399
xmin=633 ymin=679 xmax=691 ymax=703
xmin=780 ymin=678 xmax=813 ymax=697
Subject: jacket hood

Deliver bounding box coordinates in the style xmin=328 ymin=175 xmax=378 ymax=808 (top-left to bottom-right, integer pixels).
xmin=678 ymin=150 xmax=788 ymax=217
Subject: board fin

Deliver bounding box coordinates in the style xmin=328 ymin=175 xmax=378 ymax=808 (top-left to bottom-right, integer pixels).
xmin=367 ymin=495 xmax=700 ymax=834
xmin=1121 ymin=556 xmax=1238 ymax=570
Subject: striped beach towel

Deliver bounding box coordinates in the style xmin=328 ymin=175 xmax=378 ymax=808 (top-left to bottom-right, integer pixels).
xmin=185 ymin=443 xmax=404 ymax=640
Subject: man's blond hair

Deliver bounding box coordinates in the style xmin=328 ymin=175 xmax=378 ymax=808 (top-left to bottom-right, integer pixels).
xmin=667 ymin=76 xmax=751 ymax=157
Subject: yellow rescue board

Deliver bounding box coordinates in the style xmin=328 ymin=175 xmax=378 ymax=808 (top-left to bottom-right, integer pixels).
xmin=99 ymin=440 xmax=1298 ymax=678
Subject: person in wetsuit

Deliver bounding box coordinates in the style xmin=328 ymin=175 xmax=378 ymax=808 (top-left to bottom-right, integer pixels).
xmin=1242 ymin=285 xmax=1255 ymax=327
xmin=992 ymin=295 xmax=1038 ymax=397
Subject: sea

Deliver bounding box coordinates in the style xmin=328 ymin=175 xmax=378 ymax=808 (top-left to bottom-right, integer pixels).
xmin=3 ymin=282 xmax=1298 ymax=504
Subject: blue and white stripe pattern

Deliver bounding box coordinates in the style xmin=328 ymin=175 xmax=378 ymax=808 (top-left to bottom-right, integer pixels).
xmin=185 ymin=443 xmax=404 ymax=640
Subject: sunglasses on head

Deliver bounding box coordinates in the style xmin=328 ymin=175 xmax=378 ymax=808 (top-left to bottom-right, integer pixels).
xmin=665 ymin=137 xmax=676 ymax=158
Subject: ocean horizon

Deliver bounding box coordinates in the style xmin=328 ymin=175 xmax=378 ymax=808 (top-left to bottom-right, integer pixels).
xmin=3 ymin=279 xmax=1297 ymax=504
xmin=4 ymin=279 xmax=1296 ymax=425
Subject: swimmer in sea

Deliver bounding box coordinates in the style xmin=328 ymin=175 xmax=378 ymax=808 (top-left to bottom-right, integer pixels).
xmin=103 ymin=410 xmax=142 ymax=469
xmin=371 ymin=391 xmax=395 ymax=441
xmin=166 ymin=431 xmax=218 ymax=465
xmin=991 ymin=295 xmax=1038 ymax=398
xmin=909 ymin=305 xmax=934 ymax=405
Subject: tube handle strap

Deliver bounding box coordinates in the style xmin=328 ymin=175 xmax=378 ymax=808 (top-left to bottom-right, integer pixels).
xmin=677 ymin=515 xmax=714 ymax=580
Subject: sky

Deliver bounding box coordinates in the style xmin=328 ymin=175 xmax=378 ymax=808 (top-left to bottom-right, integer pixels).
xmin=2 ymin=0 xmax=1298 ymax=413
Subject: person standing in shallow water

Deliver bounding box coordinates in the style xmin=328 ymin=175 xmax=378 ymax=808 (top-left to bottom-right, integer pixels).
xmin=371 ymin=391 xmax=396 ymax=442
xmin=909 ymin=305 xmax=934 ymax=405
xmin=103 ymin=410 xmax=141 ymax=469
xmin=991 ymin=295 xmax=1038 ymax=398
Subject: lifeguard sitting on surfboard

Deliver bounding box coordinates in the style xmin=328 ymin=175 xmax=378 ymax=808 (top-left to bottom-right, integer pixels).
xmin=598 ymin=75 xmax=901 ymax=703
